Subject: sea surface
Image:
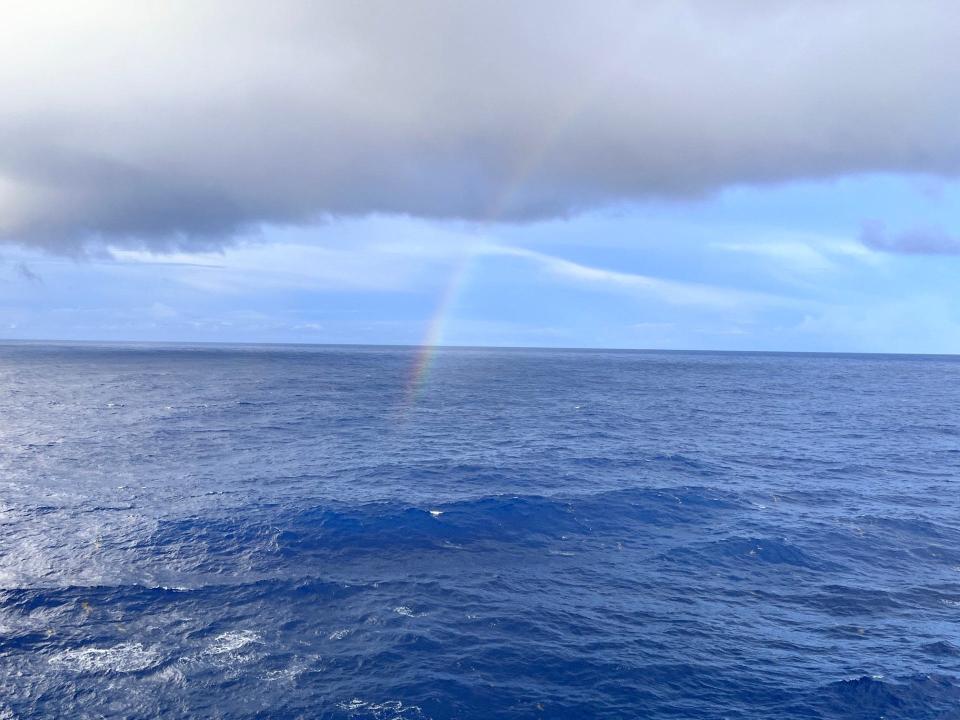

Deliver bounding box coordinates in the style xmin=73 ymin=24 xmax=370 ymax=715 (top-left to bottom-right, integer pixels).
xmin=1 ymin=344 xmax=960 ymax=719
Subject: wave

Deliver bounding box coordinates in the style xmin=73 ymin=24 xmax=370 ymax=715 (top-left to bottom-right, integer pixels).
xmin=138 ymin=486 xmax=746 ymax=571
xmin=48 ymin=642 xmax=164 ymax=674
xmin=921 ymin=640 xmax=960 ymax=657
xmin=662 ymin=535 xmax=841 ymax=572
xmin=337 ymin=699 xmax=426 ymax=720
xmin=809 ymin=674 xmax=960 ymax=719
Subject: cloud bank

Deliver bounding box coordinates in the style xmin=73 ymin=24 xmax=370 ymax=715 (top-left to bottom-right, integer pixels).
xmin=3 ymin=1 xmax=960 ymax=251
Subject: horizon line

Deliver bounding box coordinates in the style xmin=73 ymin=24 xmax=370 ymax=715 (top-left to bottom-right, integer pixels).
xmin=0 ymin=337 xmax=957 ymax=359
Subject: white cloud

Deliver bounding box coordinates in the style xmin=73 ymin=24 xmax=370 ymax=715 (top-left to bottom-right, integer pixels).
xmin=109 ymin=240 xmax=447 ymax=294
xmin=713 ymin=232 xmax=884 ymax=274
xmin=98 ymin=223 xmax=798 ymax=311
xmin=481 ymin=244 xmax=793 ymax=309
xmin=713 ymin=241 xmax=838 ymax=273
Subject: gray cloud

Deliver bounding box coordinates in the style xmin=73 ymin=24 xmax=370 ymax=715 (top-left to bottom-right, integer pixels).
xmin=15 ymin=262 xmax=42 ymax=284
xmin=3 ymin=1 xmax=960 ymax=251
xmin=860 ymin=221 xmax=960 ymax=254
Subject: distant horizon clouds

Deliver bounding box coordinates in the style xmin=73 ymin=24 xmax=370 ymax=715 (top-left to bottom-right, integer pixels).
xmin=2 ymin=1 xmax=960 ymax=252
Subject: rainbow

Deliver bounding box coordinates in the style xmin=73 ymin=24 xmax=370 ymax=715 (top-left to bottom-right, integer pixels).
xmin=401 ymin=139 xmax=572 ymax=405
xmin=402 ymin=160 xmax=573 ymax=405
xmin=403 ymin=249 xmax=475 ymax=404
xmin=402 ymin=51 xmax=625 ymax=407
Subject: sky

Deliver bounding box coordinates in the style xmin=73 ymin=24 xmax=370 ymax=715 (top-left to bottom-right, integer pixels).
xmin=2 ymin=1 xmax=960 ymax=353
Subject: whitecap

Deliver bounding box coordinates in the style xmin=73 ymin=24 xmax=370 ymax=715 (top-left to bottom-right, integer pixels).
xmin=264 ymin=654 xmax=322 ymax=683
xmin=49 ymin=642 xmax=162 ymax=673
xmin=203 ymin=630 xmax=261 ymax=655
xmin=393 ymin=606 xmax=416 ymax=617
xmin=337 ymin=699 xmax=425 ymax=719
xmin=153 ymin=665 xmax=186 ymax=685
xmin=328 ymin=628 xmax=351 ymax=640
xmin=264 ymin=668 xmax=295 ymax=682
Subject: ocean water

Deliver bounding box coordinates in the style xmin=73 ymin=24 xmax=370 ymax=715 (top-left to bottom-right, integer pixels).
xmin=2 ymin=343 xmax=960 ymax=719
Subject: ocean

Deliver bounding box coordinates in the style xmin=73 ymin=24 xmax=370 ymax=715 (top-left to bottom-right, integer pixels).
xmin=1 ymin=343 xmax=959 ymax=719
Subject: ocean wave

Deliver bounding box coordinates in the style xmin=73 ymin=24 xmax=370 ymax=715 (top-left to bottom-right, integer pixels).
xmin=140 ymin=486 xmax=746 ymax=571
xmin=337 ymin=699 xmax=426 ymax=720
xmin=920 ymin=640 xmax=960 ymax=657
xmin=810 ymin=674 xmax=960 ymax=719
xmin=662 ymin=536 xmax=840 ymax=571
xmin=48 ymin=642 xmax=164 ymax=674
xmin=201 ymin=630 xmax=262 ymax=656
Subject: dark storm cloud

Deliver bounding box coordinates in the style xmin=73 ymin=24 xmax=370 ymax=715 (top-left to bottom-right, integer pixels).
xmin=2 ymin=0 xmax=960 ymax=251
xmin=860 ymin=222 xmax=960 ymax=255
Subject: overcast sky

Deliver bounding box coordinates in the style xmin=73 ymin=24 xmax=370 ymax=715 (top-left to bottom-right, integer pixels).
xmin=2 ymin=1 xmax=960 ymax=352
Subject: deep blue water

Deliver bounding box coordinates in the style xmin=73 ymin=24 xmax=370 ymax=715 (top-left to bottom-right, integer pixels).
xmin=2 ymin=344 xmax=960 ymax=719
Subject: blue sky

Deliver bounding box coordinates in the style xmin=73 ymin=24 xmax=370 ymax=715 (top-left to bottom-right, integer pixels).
xmin=4 ymin=173 xmax=960 ymax=353
xmin=3 ymin=2 xmax=960 ymax=352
